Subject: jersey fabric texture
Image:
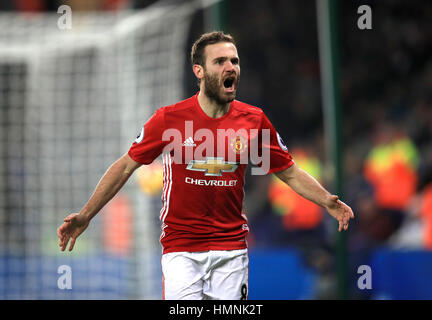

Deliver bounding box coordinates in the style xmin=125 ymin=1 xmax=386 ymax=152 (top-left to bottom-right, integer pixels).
xmin=128 ymin=93 xmax=294 ymax=254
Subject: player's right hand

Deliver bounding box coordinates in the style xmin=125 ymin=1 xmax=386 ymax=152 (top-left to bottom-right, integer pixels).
xmin=57 ymin=213 xmax=89 ymax=252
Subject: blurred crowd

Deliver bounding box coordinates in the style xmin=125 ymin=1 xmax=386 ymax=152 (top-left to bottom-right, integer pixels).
xmin=2 ymin=0 xmax=432 ymax=298
xmin=226 ymin=0 xmax=432 ymax=298
xmin=222 ymin=0 xmax=432 ymax=248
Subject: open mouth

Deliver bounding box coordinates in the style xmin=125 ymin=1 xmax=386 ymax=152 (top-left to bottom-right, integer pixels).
xmin=223 ymin=76 xmax=235 ymax=92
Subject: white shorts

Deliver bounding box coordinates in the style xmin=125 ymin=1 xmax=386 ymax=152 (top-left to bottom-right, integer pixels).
xmin=161 ymin=249 xmax=249 ymax=300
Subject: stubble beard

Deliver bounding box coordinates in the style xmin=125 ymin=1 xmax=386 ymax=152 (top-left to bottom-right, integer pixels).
xmin=203 ymin=70 xmax=239 ymax=106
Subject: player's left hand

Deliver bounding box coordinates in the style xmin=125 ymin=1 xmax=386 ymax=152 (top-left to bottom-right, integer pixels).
xmin=325 ymin=195 xmax=355 ymax=232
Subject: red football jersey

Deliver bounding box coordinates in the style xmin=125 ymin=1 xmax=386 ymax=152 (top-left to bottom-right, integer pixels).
xmin=128 ymin=93 xmax=294 ymax=253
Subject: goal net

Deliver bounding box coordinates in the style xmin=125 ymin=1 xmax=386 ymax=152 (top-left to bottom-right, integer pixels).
xmin=0 ymin=0 xmax=214 ymax=299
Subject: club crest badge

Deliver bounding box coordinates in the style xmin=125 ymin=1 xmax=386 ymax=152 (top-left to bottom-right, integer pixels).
xmin=230 ymin=136 xmax=248 ymax=154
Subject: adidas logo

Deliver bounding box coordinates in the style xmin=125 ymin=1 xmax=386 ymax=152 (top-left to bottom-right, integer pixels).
xmin=182 ymin=137 xmax=196 ymax=147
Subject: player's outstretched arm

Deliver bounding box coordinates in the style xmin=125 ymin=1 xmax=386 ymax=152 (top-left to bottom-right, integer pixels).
xmin=57 ymin=153 xmax=142 ymax=251
xmin=274 ymin=163 xmax=354 ymax=232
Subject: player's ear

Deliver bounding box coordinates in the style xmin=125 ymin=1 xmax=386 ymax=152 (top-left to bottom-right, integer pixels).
xmin=193 ymin=64 xmax=204 ymax=81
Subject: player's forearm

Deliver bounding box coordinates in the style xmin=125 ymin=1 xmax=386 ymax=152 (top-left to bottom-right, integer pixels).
xmin=79 ymin=155 xmax=137 ymax=222
xmin=275 ymin=164 xmax=332 ymax=209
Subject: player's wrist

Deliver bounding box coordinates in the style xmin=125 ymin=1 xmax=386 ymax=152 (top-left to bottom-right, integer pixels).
xmin=322 ymin=194 xmax=336 ymax=210
xmin=77 ymin=210 xmax=93 ymax=224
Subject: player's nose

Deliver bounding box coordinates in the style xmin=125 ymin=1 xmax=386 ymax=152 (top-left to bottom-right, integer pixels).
xmin=224 ymin=60 xmax=235 ymax=72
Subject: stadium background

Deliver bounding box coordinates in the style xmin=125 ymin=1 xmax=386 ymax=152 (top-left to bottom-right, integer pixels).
xmin=1 ymin=0 xmax=432 ymax=299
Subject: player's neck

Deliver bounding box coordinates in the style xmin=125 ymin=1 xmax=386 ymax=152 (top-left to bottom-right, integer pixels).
xmin=197 ymin=91 xmax=230 ymax=119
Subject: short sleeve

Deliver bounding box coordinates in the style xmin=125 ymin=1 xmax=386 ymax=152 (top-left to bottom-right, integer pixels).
xmin=258 ymin=112 xmax=294 ymax=174
xmin=128 ymin=108 xmax=166 ymax=165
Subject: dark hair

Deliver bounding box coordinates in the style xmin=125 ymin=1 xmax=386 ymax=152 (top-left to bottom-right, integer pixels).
xmin=190 ymin=31 xmax=236 ymax=67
